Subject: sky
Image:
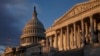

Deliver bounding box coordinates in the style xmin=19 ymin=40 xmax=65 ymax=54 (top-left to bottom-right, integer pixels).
xmin=0 ymin=0 xmax=87 ymax=53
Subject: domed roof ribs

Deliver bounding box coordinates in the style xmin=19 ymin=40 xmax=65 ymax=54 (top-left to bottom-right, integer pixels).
xmin=33 ymin=6 xmax=37 ymax=19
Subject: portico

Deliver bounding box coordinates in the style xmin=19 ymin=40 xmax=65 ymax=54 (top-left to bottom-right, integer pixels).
xmin=46 ymin=0 xmax=100 ymax=51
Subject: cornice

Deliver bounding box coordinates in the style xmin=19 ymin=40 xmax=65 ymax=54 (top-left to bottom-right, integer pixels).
xmin=53 ymin=0 xmax=100 ymax=26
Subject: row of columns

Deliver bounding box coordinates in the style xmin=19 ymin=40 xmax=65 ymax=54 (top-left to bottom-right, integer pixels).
xmin=21 ymin=37 xmax=41 ymax=45
xmin=47 ymin=16 xmax=99 ymax=51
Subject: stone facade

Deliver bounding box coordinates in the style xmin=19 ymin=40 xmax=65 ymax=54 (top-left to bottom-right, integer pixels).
xmin=3 ymin=0 xmax=100 ymax=56
xmin=3 ymin=6 xmax=46 ymax=56
xmin=3 ymin=47 xmax=16 ymax=56
xmin=46 ymin=0 xmax=100 ymax=52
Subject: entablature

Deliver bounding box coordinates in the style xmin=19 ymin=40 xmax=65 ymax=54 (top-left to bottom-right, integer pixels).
xmin=53 ymin=0 xmax=100 ymax=26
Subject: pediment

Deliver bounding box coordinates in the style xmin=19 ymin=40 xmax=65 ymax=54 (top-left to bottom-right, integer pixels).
xmin=53 ymin=0 xmax=100 ymax=26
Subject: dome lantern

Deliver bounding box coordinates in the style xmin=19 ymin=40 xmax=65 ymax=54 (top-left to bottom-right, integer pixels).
xmin=33 ymin=6 xmax=37 ymax=18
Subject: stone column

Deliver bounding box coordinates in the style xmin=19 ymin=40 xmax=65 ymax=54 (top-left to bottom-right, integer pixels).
xmin=46 ymin=37 xmax=49 ymax=47
xmin=24 ymin=38 xmax=25 ymax=44
xmin=59 ymin=28 xmax=63 ymax=51
xmin=94 ymin=19 xmax=96 ymax=30
xmin=81 ymin=20 xmax=85 ymax=47
xmin=30 ymin=37 xmax=32 ymax=43
xmin=25 ymin=38 xmax=27 ymax=43
xmin=90 ymin=16 xmax=94 ymax=43
xmin=72 ymin=28 xmax=74 ymax=49
xmin=63 ymin=29 xmax=67 ymax=51
xmin=32 ymin=37 xmax=33 ymax=43
xmin=85 ymin=22 xmax=91 ymax=44
xmin=32 ymin=37 xmax=34 ymax=43
xmin=77 ymin=25 xmax=81 ymax=48
xmin=73 ymin=23 xmax=77 ymax=48
xmin=58 ymin=32 xmax=60 ymax=51
xmin=67 ymin=26 xmax=70 ymax=50
xmin=36 ymin=37 xmax=38 ymax=43
xmin=53 ymin=36 xmax=55 ymax=47
xmin=33 ymin=37 xmax=35 ymax=43
xmin=55 ymin=32 xmax=58 ymax=48
xmin=85 ymin=22 xmax=88 ymax=44
xmin=70 ymin=28 xmax=74 ymax=49
xmin=54 ymin=32 xmax=58 ymax=48
xmin=51 ymin=36 xmax=53 ymax=47
xmin=50 ymin=36 xmax=53 ymax=47
xmin=63 ymin=29 xmax=66 ymax=51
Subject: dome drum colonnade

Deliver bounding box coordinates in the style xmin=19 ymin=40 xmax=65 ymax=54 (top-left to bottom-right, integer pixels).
xmin=20 ymin=6 xmax=45 ymax=46
xmin=46 ymin=0 xmax=100 ymax=51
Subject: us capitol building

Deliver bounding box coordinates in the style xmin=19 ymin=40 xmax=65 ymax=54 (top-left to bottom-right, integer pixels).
xmin=2 ymin=0 xmax=100 ymax=56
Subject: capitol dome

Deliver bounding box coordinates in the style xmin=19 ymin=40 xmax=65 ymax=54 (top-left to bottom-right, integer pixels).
xmin=20 ymin=6 xmax=45 ymax=46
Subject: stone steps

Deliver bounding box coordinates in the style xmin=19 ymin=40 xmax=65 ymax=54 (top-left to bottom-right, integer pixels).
xmin=52 ymin=48 xmax=84 ymax=56
xmin=84 ymin=43 xmax=100 ymax=56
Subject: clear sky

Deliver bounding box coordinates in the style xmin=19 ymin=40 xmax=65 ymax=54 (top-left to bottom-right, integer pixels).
xmin=0 ymin=0 xmax=87 ymax=53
